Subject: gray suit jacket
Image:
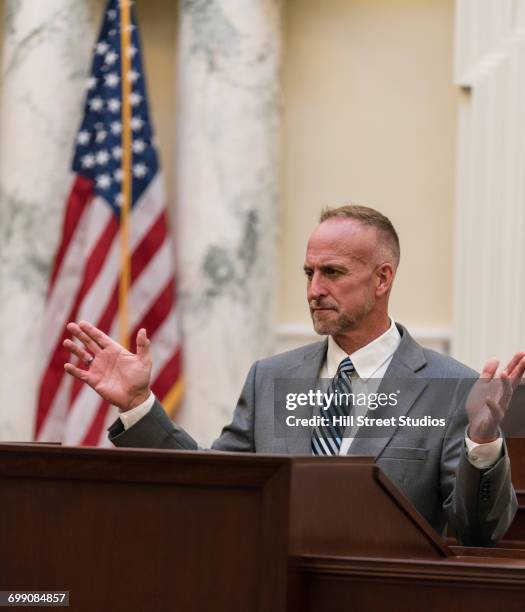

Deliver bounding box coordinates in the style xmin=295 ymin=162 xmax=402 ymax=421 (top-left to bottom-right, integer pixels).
xmin=109 ymin=324 xmax=517 ymax=546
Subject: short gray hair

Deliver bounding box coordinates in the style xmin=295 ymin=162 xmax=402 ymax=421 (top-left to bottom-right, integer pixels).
xmin=320 ymin=204 xmax=400 ymax=267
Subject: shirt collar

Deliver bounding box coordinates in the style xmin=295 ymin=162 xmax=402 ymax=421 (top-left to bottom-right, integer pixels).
xmin=326 ymin=319 xmax=401 ymax=379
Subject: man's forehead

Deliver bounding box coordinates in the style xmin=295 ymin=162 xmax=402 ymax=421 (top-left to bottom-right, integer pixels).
xmin=306 ymin=218 xmax=377 ymax=257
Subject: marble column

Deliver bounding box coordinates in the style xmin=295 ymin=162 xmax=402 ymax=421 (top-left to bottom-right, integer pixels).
xmin=453 ymin=0 xmax=525 ymax=369
xmin=0 ymin=0 xmax=99 ymax=440
xmin=175 ymin=0 xmax=282 ymax=445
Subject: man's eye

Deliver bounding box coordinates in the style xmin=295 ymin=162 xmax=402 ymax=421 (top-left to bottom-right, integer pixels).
xmin=304 ymin=269 xmax=313 ymax=279
xmin=325 ymin=269 xmax=339 ymax=276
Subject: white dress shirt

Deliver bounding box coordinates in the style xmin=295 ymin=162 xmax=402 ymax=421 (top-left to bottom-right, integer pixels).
xmin=120 ymin=319 xmax=502 ymax=468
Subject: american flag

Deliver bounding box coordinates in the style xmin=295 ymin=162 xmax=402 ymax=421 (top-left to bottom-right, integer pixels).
xmin=34 ymin=0 xmax=183 ymax=446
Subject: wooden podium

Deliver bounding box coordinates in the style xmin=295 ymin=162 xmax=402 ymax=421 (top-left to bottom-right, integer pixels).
xmin=1 ymin=444 xmax=525 ymax=612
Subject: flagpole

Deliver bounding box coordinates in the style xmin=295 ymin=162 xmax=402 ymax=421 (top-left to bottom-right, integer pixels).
xmin=119 ymin=0 xmax=132 ymax=350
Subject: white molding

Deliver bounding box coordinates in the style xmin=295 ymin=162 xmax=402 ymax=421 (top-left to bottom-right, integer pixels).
xmin=453 ymin=0 xmax=525 ymax=369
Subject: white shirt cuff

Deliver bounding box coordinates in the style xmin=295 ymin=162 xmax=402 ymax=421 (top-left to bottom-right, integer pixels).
xmin=118 ymin=392 xmax=155 ymax=431
xmin=465 ymin=435 xmax=503 ymax=469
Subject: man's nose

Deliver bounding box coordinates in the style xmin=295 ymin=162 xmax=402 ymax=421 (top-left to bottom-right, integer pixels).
xmin=307 ymin=271 xmax=327 ymax=301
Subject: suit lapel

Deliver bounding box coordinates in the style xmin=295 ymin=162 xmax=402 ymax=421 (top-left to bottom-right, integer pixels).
xmin=283 ymin=340 xmax=327 ymax=455
xmin=346 ymin=324 xmax=428 ymax=458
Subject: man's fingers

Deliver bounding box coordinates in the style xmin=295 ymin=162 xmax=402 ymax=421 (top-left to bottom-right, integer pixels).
xmin=78 ymin=320 xmax=113 ymax=349
xmin=63 ymin=338 xmax=93 ymax=365
xmin=486 ymin=398 xmax=505 ymax=424
xmin=498 ymin=373 xmax=514 ymax=409
xmin=136 ymin=328 xmax=151 ymax=364
xmin=67 ymin=322 xmax=101 ymax=355
xmin=480 ymin=358 xmax=499 ymax=380
xmin=64 ymin=362 xmax=90 ymax=383
xmin=502 ymin=352 xmax=525 ymax=378
xmin=508 ymin=355 xmax=525 ymax=383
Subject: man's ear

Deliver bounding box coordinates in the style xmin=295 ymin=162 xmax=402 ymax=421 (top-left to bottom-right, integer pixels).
xmin=375 ymin=263 xmax=394 ymax=297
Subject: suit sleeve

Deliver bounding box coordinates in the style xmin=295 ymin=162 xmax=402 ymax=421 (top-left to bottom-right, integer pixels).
xmin=210 ymin=361 xmax=256 ymax=452
xmin=108 ymin=362 xmax=258 ymax=453
xmin=440 ymin=379 xmax=518 ymax=546
xmin=108 ymin=399 xmax=199 ymax=449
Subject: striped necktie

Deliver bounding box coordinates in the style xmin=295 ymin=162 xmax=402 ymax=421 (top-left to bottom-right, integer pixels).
xmin=311 ymin=356 xmax=355 ymax=455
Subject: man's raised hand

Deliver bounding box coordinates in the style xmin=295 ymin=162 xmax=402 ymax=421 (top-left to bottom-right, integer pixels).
xmin=466 ymin=352 xmax=525 ymax=443
xmin=63 ymin=321 xmax=152 ymax=412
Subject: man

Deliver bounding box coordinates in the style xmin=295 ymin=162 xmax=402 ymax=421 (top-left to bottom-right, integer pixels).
xmin=64 ymin=205 xmax=525 ymax=546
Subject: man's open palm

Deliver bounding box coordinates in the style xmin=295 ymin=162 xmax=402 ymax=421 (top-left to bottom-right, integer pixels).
xmin=63 ymin=321 xmax=152 ymax=411
xmin=466 ymin=352 xmax=525 ymax=443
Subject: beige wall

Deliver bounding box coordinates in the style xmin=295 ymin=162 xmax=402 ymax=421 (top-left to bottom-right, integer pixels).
xmin=280 ymin=0 xmax=458 ymax=331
